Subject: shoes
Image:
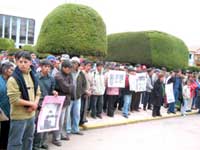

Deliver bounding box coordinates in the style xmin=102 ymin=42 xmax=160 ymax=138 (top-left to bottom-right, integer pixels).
xmin=158 ymin=114 xmax=162 ymax=117
xmin=123 ymin=115 xmax=128 ymax=118
xmin=167 ymin=111 xmax=176 ymax=114
xmin=152 ymin=115 xmax=156 ymax=117
xmin=52 ymin=140 xmax=62 ymax=146
xmin=41 ymin=144 xmax=49 ymax=149
xmin=91 ymin=115 xmax=96 ymax=119
xmin=79 ymin=120 xmax=88 ymax=125
xmin=186 ymin=110 xmax=192 ymax=112
xmin=61 ymin=135 xmax=70 ymax=141
xmin=97 ymin=115 xmax=102 ymax=119
xmin=72 ymin=132 xmax=84 ymax=135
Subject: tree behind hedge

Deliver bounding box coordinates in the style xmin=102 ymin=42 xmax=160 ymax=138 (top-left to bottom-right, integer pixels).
xmin=0 ymin=38 xmax=15 ymax=50
xmin=36 ymin=3 xmax=107 ymax=56
xmin=106 ymin=31 xmax=189 ymax=69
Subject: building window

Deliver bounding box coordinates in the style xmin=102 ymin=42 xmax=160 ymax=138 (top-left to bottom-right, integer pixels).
xmin=4 ymin=16 xmax=10 ymax=38
xmin=12 ymin=17 xmax=17 ymax=42
xmin=20 ymin=18 xmax=27 ymax=44
xmin=28 ymin=19 xmax=35 ymax=44
xmin=0 ymin=15 xmax=2 ymax=37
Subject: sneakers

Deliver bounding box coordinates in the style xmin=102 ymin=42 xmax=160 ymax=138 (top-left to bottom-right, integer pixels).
xmin=52 ymin=140 xmax=62 ymax=146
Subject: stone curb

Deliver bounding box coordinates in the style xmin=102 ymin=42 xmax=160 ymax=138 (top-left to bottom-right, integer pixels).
xmin=81 ymin=111 xmax=198 ymax=130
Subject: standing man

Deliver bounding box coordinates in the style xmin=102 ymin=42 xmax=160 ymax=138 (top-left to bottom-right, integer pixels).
xmin=33 ymin=59 xmax=58 ymax=150
xmin=90 ymin=61 xmax=106 ymax=119
xmin=53 ymin=60 xmax=73 ymax=146
xmin=7 ymin=51 xmax=41 ymax=150
xmin=80 ymin=61 xmax=93 ymax=125
xmin=66 ymin=57 xmax=87 ymax=135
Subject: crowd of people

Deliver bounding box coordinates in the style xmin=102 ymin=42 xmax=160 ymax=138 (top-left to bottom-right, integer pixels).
xmin=0 ymin=50 xmax=200 ymax=150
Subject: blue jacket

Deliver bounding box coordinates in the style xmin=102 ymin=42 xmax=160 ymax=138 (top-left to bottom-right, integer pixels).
xmin=0 ymin=75 xmax=10 ymax=118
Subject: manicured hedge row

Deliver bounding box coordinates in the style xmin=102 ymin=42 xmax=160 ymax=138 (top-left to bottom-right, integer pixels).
xmin=106 ymin=31 xmax=188 ymax=69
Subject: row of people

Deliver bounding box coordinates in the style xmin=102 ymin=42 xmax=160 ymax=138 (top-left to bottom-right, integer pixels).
xmin=1 ymin=51 xmax=200 ymax=150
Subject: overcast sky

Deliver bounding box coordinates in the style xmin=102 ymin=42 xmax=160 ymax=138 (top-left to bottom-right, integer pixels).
xmin=0 ymin=0 xmax=200 ymax=48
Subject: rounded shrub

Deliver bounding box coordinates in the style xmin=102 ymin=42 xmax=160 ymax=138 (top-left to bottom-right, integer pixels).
xmin=106 ymin=31 xmax=189 ymax=69
xmin=36 ymin=3 xmax=107 ymax=56
xmin=0 ymin=38 xmax=15 ymax=50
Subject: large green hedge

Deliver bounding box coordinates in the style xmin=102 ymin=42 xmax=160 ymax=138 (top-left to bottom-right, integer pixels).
xmin=0 ymin=38 xmax=15 ymax=50
xmin=106 ymin=31 xmax=189 ymax=69
xmin=36 ymin=3 xmax=107 ymax=56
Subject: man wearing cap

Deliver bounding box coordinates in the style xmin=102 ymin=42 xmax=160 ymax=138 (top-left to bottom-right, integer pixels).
xmin=66 ymin=57 xmax=87 ymax=135
xmin=53 ymin=60 xmax=74 ymax=146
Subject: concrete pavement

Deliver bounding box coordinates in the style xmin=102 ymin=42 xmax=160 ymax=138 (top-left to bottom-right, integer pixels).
xmin=50 ymin=115 xmax=200 ymax=150
xmin=81 ymin=107 xmax=198 ymax=130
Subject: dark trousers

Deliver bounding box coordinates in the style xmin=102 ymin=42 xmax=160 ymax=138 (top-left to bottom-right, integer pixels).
xmin=103 ymin=94 xmax=108 ymax=112
xmin=152 ymin=105 xmax=161 ymax=116
xmin=143 ymin=92 xmax=152 ymax=110
xmin=114 ymin=93 xmax=123 ymax=111
xmin=107 ymin=95 xmax=118 ymax=117
xmin=131 ymin=92 xmax=141 ymax=111
xmin=0 ymin=120 xmax=10 ymax=149
xmin=91 ymin=95 xmax=103 ymax=117
xmin=80 ymin=94 xmax=89 ymax=125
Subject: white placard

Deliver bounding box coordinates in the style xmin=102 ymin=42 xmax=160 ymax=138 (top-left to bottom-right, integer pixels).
xmin=165 ymin=83 xmax=175 ymax=103
xmin=129 ymin=73 xmax=147 ymax=92
xmin=107 ymin=70 xmax=126 ymax=88
xmin=37 ymin=96 xmax=65 ymax=133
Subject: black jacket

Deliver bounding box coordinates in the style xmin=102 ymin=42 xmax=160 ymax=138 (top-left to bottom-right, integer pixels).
xmin=151 ymin=79 xmax=164 ymax=106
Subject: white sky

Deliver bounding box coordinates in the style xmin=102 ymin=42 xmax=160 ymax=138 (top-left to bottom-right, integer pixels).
xmin=0 ymin=0 xmax=200 ymax=48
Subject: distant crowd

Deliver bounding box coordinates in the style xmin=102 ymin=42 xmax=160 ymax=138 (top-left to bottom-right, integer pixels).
xmin=0 ymin=51 xmax=200 ymax=150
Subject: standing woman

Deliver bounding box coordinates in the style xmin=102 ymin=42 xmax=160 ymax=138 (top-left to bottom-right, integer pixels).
xmin=0 ymin=62 xmax=14 ymax=149
xmin=151 ymin=73 xmax=165 ymax=117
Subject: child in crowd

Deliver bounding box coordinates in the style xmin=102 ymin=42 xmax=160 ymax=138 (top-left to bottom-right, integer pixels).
xmin=182 ymin=80 xmax=192 ymax=116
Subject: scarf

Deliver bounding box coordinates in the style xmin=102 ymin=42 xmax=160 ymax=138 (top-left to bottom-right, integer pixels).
xmin=12 ymin=66 xmax=38 ymax=101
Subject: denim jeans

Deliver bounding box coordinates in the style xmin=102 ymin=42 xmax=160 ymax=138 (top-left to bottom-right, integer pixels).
xmin=7 ymin=117 xmax=35 ymax=150
xmin=168 ymin=89 xmax=179 ymax=112
xmin=66 ymin=99 xmax=81 ymax=133
xmin=123 ymin=94 xmax=132 ymax=116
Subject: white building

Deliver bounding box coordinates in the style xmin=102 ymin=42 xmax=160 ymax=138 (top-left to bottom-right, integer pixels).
xmin=0 ymin=14 xmax=35 ymax=48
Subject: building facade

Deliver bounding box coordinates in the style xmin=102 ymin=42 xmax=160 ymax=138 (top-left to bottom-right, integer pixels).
xmin=0 ymin=14 xmax=35 ymax=48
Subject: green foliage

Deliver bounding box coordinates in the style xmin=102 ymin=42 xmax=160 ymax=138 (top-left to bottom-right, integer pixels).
xmin=186 ymin=66 xmax=200 ymax=72
xmin=7 ymin=48 xmax=20 ymax=56
xmin=106 ymin=32 xmax=151 ymax=64
xmin=36 ymin=3 xmax=107 ymax=56
xmin=106 ymin=31 xmax=189 ymax=69
xmin=0 ymin=38 xmax=15 ymax=50
xmin=147 ymin=31 xmax=188 ymax=69
xmin=22 ymin=45 xmax=40 ymax=56
xmin=22 ymin=45 xmax=35 ymax=51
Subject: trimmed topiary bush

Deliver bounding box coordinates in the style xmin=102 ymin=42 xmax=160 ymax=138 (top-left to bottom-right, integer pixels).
xmin=0 ymin=38 xmax=15 ymax=50
xmin=106 ymin=31 xmax=189 ymax=69
xmin=36 ymin=3 xmax=107 ymax=56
